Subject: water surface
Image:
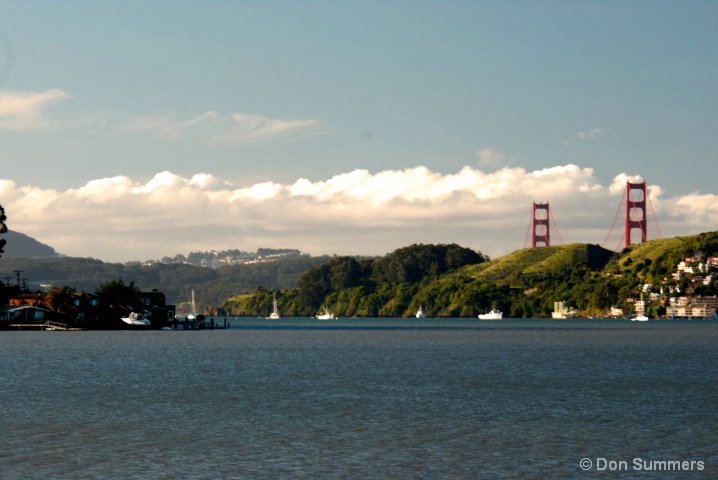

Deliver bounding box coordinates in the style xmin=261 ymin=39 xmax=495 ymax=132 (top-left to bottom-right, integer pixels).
xmin=1 ymin=318 xmax=716 ymax=478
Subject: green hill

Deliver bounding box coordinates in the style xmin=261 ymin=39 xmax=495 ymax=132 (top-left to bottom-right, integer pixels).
xmin=417 ymin=243 xmax=616 ymax=317
xmin=221 ymin=231 xmax=718 ymax=318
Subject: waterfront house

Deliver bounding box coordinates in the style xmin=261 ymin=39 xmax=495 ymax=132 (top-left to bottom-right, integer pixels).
xmin=0 ymin=305 xmax=50 ymax=326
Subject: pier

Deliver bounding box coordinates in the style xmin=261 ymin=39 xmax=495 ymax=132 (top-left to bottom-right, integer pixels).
xmin=7 ymin=323 xmax=45 ymax=330
xmin=169 ymin=317 xmax=229 ymax=330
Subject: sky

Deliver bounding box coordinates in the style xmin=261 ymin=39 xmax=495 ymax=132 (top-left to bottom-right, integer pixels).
xmin=0 ymin=1 xmax=716 ymax=263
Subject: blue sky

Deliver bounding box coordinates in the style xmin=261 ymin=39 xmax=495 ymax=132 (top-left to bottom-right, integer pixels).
xmin=0 ymin=1 xmax=716 ymax=262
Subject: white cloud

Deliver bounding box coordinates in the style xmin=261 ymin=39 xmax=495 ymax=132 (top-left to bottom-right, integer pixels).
xmin=609 ymin=172 xmax=645 ymax=194
xmin=0 ymin=89 xmax=70 ymax=130
xmin=577 ymin=128 xmax=603 ymax=140
xmin=120 ymin=110 xmax=322 ymax=145
xmin=663 ymin=192 xmax=718 ymax=226
xmin=211 ymin=113 xmax=320 ymax=145
xmin=2 ymin=165 xmax=715 ymax=263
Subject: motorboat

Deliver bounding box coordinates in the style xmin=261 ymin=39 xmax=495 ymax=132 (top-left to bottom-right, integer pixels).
xmin=316 ymin=305 xmax=336 ymax=320
xmin=416 ymin=304 xmax=425 ymax=318
xmin=478 ymin=308 xmax=503 ymax=320
xmin=121 ymin=312 xmax=151 ymax=326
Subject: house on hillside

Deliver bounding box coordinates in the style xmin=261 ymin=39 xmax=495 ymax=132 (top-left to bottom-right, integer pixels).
xmin=666 ymin=295 xmax=718 ymax=319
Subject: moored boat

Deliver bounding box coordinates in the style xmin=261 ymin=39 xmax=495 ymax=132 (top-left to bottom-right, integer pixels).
xmin=121 ymin=311 xmax=151 ymax=327
xmin=478 ymin=308 xmax=503 ymax=320
xmin=268 ymin=292 xmax=280 ymax=319
xmin=316 ymin=305 xmax=336 ymax=320
xmin=551 ymin=301 xmax=577 ymax=319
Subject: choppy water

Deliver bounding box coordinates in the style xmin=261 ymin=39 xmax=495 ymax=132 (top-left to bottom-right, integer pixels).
xmin=1 ymin=318 xmax=716 ymax=479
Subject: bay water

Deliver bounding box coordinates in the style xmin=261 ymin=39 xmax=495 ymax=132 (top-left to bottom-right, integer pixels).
xmin=1 ymin=318 xmax=716 ymax=479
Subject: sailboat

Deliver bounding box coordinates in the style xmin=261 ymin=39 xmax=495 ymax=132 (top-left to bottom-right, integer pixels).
xmin=268 ymin=292 xmax=280 ymax=319
xmin=187 ymin=289 xmax=197 ymax=321
xmin=632 ymin=291 xmax=649 ymax=321
xmin=415 ymin=304 xmax=425 ymax=318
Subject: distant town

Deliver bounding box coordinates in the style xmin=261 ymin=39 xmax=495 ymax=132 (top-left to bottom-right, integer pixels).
xmin=659 ymin=252 xmax=718 ymax=319
xmin=132 ymin=248 xmax=309 ymax=269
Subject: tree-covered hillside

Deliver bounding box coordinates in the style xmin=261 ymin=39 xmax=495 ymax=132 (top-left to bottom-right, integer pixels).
xmin=222 ymin=243 xmax=490 ymax=317
xmin=220 ymin=231 xmax=718 ymax=318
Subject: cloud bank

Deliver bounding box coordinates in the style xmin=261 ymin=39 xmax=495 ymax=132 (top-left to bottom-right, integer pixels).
xmin=1 ymin=164 xmax=715 ymax=263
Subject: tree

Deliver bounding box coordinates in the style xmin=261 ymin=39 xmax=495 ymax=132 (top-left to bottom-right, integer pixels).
xmin=95 ymin=278 xmax=140 ymax=310
xmin=46 ymin=286 xmax=78 ymax=314
xmin=296 ymin=263 xmax=332 ymax=308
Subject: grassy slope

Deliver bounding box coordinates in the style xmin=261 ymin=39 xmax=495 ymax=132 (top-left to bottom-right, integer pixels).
xmin=456 ymin=231 xmax=717 ymax=285
xmin=452 ymin=243 xmax=614 ymax=285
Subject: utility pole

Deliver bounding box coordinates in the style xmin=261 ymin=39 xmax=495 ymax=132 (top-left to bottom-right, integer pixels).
xmin=13 ymin=270 xmax=22 ymax=288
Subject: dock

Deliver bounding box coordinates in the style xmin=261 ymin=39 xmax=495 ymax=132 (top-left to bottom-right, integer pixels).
xmin=44 ymin=321 xmax=85 ymax=331
xmin=168 ymin=317 xmax=230 ymax=330
xmin=8 ymin=323 xmax=45 ymax=330
xmin=6 ymin=321 xmax=86 ymax=331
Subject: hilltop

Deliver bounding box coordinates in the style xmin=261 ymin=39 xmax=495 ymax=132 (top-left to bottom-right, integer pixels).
xmin=2 ymin=231 xmax=59 ymax=258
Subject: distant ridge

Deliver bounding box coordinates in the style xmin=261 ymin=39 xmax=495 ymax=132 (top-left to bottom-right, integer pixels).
xmin=2 ymin=231 xmax=59 ymax=258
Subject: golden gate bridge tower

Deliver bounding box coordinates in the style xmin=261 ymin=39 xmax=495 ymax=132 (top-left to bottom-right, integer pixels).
xmin=532 ymin=202 xmax=550 ymax=247
xmin=525 ymin=202 xmax=563 ymax=248
xmin=625 ymin=181 xmax=647 ymax=247
xmin=603 ymin=180 xmax=662 ymax=251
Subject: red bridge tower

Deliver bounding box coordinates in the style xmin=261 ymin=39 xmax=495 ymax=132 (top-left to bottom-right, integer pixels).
xmin=625 ymin=181 xmax=647 ymax=247
xmin=531 ymin=202 xmax=551 ymax=248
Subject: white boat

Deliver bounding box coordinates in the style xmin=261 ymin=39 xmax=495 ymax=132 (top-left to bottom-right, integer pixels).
xmin=478 ymin=308 xmax=503 ymax=320
xmin=632 ymin=292 xmax=648 ymax=321
xmin=268 ymin=292 xmax=280 ymax=319
xmin=416 ymin=304 xmax=425 ymax=318
xmin=121 ymin=312 xmax=151 ymax=326
xmin=316 ymin=305 xmax=336 ymax=320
